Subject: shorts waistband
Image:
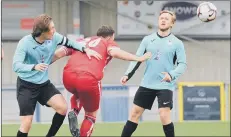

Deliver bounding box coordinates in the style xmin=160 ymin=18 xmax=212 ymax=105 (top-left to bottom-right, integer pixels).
xmin=17 ymin=77 xmax=50 ymax=87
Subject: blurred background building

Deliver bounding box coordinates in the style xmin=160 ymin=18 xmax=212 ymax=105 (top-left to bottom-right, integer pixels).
xmin=1 ymin=0 xmax=230 ymax=124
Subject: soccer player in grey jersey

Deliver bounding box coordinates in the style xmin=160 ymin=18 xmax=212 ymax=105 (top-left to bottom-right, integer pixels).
xmin=13 ymin=14 xmax=101 ymax=137
xmin=121 ymin=10 xmax=187 ymax=137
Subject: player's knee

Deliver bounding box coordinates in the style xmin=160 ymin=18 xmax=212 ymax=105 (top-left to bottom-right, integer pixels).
xmin=56 ymin=101 xmax=68 ymax=115
xmin=159 ymin=108 xmax=171 ymax=122
xmin=85 ymin=110 xmax=98 ymax=117
xmin=130 ymin=109 xmax=142 ymax=121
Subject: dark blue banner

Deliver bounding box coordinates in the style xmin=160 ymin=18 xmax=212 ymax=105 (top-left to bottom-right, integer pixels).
xmin=183 ymin=86 xmax=221 ymax=120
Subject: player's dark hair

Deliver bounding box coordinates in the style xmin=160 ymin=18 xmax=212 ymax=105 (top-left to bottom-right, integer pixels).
xmin=32 ymin=14 xmax=52 ymax=37
xmin=96 ymin=25 xmax=115 ymax=38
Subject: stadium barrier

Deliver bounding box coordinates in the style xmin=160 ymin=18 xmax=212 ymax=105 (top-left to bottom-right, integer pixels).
xmin=2 ymin=82 xmax=230 ymax=123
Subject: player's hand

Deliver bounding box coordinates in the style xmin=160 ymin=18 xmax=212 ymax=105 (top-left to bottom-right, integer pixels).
xmin=120 ymin=75 xmax=128 ymax=85
xmin=138 ymin=52 xmax=152 ymax=62
xmin=161 ymin=72 xmax=172 ymax=82
xmin=34 ymin=63 xmax=49 ymax=72
xmin=84 ymin=48 xmax=102 ymax=60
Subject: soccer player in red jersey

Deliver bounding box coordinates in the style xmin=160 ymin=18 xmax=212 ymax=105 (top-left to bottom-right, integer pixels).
xmin=53 ymin=25 xmax=151 ymax=137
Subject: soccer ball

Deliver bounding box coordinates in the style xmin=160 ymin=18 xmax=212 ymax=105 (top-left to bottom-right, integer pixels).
xmin=197 ymin=2 xmax=217 ymax=22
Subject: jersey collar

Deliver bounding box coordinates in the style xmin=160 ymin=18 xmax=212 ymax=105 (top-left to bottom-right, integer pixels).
xmin=32 ymin=34 xmax=44 ymax=45
xmin=156 ymin=32 xmax=171 ymax=38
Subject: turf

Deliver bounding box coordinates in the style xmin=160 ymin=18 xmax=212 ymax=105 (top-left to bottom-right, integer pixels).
xmin=2 ymin=122 xmax=230 ymax=136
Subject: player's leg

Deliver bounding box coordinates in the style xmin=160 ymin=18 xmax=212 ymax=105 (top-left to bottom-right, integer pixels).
xmin=75 ymin=76 xmax=101 ymax=137
xmin=70 ymin=93 xmax=83 ymax=115
xmin=63 ymin=70 xmax=82 ymax=137
xmin=38 ymin=82 xmax=68 ymax=137
xmin=63 ymin=70 xmax=83 ymax=114
xmin=68 ymin=94 xmax=83 ymax=137
xmin=78 ymin=86 xmax=100 ymax=137
xmin=121 ymin=87 xmax=156 ymax=137
xmin=157 ymin=89 xmax=174 ymax=137
xmin=16 ymin=78 xmax=39 ymax=137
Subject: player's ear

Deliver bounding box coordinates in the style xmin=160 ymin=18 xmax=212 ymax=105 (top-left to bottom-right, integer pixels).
xmin=170 ymin=23 xmax=174 ymax=28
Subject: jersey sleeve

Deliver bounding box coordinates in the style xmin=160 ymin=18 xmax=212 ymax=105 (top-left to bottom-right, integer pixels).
xmin=169 ymin=41 xmax=187 ymax=80
xmin=107 ymin=40 xmax=120 ymax=56
xmin=12 ymin=39 xmax=35 ymax=73
xmin=124 ymin=36 xmax=148 ymax=80
xmin=59 ymin=46 xmax=73 ymax=56
xmin=53 ymin=32 xmax=85 ymax=52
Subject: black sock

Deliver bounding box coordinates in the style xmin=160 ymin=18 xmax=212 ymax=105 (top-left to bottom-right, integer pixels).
xmin=46 ymin=112 xmax=66 ymax=137
xmin=163 ymin=122 xmax=175 ymax=137
xmin=121 ymin=120 xmax=138 ymax=137
xmin=17 ymin=130 xmax=28 ymax=137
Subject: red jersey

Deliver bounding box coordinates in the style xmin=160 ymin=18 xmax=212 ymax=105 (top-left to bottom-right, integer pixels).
xmin=62 ymin=36 xmax=119 ymax=80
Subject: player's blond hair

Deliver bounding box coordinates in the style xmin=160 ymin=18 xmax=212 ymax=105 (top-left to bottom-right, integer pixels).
xmin=159 ymin=10 xmax=176 ymax=24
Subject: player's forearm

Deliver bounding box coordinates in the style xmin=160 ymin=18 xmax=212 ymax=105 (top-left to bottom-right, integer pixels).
xmin=12 ymin=62 xmax=35 ymax=72
xmin=124 ymin=61 xmax=141 ymax=80
xmin=55 ymin=33 xmax=85 ymax=53
xmin=169 ymin=62 xmax=187 ymax=80
xmin=169 ymin=42 xmax=187 ymax=80
xmin=12 ymin=49 xmax=35 ymax=72
xmin=50 ymin=47 xmax=68 ymax=64
xmin=110 ymin=49 xmax=140 ymax=61
xmin=64 ymin=38 xmax=85 ymax=53
xmin=50 ymin=55 xmax=60 ymax=65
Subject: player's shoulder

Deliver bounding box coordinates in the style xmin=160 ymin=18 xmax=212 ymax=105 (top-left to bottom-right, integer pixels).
xmin=144 ymin=33 xmax=156 ymax=39
xmin=105 ymin=39 xmax=118 ymax=48
xmin=18 ymin=34 xmax=33 ymax=46
xmin=143 ymin=33 xmax=157 ymax=41
xmin=170 ymin=34 xmax=184 ymax=45
xmin=20 ymin=34 xmax=33 ymax=41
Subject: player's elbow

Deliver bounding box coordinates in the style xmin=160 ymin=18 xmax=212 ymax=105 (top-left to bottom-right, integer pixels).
xmin=12 ymin=62 xmax=20 ymax=72
xmin=178 ymin=61 xmax=187 ymax=67
xmin=177 ymin=62 xmax=187 ymax=74
xmin=180 ymin=62 xmax=187 ymax=70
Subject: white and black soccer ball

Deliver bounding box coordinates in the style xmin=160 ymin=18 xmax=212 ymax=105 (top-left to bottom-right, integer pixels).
xmin=197 ymin=2 xmax=217 ymax=22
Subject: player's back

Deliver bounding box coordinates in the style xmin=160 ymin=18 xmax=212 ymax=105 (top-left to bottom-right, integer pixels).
xmin=64 ymin=36 xmax=116 ymax=80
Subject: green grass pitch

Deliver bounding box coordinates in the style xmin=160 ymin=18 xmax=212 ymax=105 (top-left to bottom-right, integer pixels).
xmin=2 ymin=122 xmax=230 ymax=136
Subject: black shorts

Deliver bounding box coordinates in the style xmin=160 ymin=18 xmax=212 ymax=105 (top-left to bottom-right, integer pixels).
xmin=16 ymin=77 xmax=61 ymax=116
xmin=133 ymin=86 xmax=173 ymax=110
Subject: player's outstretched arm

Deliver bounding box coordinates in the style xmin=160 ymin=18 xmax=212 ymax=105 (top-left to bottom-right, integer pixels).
xmin=51 ymin=46 xmax=72 ymax=64
xmin=109 ymin=48 xmax=151 ymax=62
xmin=12 ymin=40 xmax=37 ymax=73
xmin=168 ymin=41 xmax=187 ymax=80
xmin=54 ymin=32 xmax=102 ymax=60
xmin=54 ymin=32 xmax=85 ymax=52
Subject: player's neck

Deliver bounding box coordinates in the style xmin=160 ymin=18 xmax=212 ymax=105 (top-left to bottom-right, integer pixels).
xmin=35 ymin=36 xmax=45 ymax=44
xmin=157 ymin=29 xmax=171 ymax=37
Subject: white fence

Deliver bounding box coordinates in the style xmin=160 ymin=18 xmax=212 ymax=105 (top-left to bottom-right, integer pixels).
xmin=2 ymin=84 xmax=230 ymax=124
